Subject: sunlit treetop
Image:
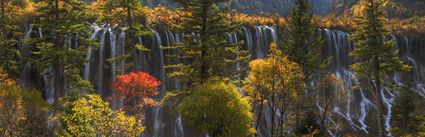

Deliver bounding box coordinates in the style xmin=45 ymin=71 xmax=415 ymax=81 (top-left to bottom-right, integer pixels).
xmin=0 ymin=68 xmax=15 ymax=86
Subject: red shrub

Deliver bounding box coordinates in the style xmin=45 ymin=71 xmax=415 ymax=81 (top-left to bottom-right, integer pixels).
xmin=112 ymin=72 xmax=160 ymax=112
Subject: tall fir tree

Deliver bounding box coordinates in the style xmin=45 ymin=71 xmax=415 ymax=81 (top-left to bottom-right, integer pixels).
xmin=281 ymin=0 xmax=325 ymax=88
xmin=166 ymin=0 xmax=248 ymax=84
xmin=98 ymin=0 xmax=151 ymax=72
xmin=391 ymin=86 xmax=418 ymax=136
xmin=280 ymin=0 xmax=326 ymax=126
xmin=32 ymin=0 xmax=95 ymax=113
xmin=349 ymin=0 xmax=410 ymax=136
xmin=0 ymin=0 xmax=24 ymax=77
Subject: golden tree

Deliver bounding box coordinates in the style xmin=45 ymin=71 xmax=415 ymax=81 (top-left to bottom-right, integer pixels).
xmin=244 ymin=43 xmax=304 ymax=136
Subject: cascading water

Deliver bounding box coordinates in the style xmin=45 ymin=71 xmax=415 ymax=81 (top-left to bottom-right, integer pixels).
xmin=19 ymin=24 xmax=425 ymax=137
xmin=253 ymin=26 xmax=277 ymax=59
xmin=110 ymin=28 xmax=117 ymax=81
xmin=151 ymin=29 xmax=167 ymax=137
xmin=19 ymin=26 xmax=33 ymax=88
xmin=118 ymin=31 xmax=126 ymax=75
xmin=83 ymin=26 xmax=101 ymax=82
xmin=38 ymin=28 xmax=56 ymax=104
xmin=250 ymin=26 xmax=279 ymax=137
xmin=97 ymin=30 xmax=106 ymax=94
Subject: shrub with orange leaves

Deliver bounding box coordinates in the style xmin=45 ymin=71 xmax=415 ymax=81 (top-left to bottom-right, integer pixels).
xmin=112 ymin=72 xmax=160 ymax=114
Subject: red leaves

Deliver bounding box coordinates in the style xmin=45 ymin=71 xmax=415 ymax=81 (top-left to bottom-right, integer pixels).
xmin=112 ymin=72 xmax=160 ymax=111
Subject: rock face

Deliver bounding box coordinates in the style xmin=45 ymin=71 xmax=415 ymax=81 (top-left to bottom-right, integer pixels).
xmin=19 ymin=25 xmax=425 ymax=137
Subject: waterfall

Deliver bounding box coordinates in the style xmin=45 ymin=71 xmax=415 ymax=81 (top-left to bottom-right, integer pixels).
xmin=381 ymin=87 xmax=396 ymax=137
xmin=243 ymin=27 xmax=253 ymax=57
xmin=97 ymin=30 xmax=106 ymax=94
xmin=88 ymin=26 xmax=425 ymax=137
xmin=265 ymin=26 xmax=278 ymax=43
xmin=172 ymin=31 xmax=183 ymax=90
xmin=118 ymin=31 xmax=126 ymax=75
xmin=358 ymin=85 xmax=373 ymax=133
xmin=18 ymin=24 xmax=425 ymax=137
xmin=19 ymin=26 xmax=33 ymax=88
xmin=33 ymin=28 xmax=56 ymax=104
xmin=152 ymin=29 xmax=166 ymax=137
xmin=83 ymin=25 xmax=101 ymax=82
xmin=109 ymin=28 xmax=117 ymax=81
xmin=137 ymin=36 xmax=147 ymax=71
xmin=173 ymin=114 xmax=184 ymax=137
xmin=255 ymin=26 xmax=265 ymax=58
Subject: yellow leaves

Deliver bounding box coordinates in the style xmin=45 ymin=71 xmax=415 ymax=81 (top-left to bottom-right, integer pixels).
xmin=0 ymin=69 xmax=26 ymax=136
xmin=142 ymin=6 xmax=286 ymax=27
xmin=352 ymin=0 xmax=366 ymax=17
xmin=0 ymin=69 xmax=15 ymax=86
xmin=180 ymin=78 xmax=255 ymax=137
xmin=60 ymin=94 xmax=144 ymax=136
xmin=10 ymin=1 xmax=424 ymax=35
xmin=18 ymin=0 xmax=37 ymax=15
xmin=115 ymin=111 xmax=144 ymax=136
xmin=229 ymin=13 xmax=286 ymax=26
xmin=88 ymin=1 xmax=107 ymax=17
xmin=244 ymin=43 xmax=304 ymax=101
xmin=145 ymin=6 xmax=184 ymax=27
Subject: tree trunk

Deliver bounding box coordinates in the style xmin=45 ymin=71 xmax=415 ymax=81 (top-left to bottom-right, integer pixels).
xmin=271 ymin=97 xmax=276 ymax=137
xmin=373 ymin=54 xmax=386 ymax=137
xmin=320 ymin=91 xmax=331 ymax=131
xmin=277 ymin=99 xmax=288 ymax=137
xmin=255 ymin=99 xmax=264 ymax=131
xmin=320 ymin=104 xmax=328 ymax=131
xmin=374 ymin=79 xmax=386 ymax=137
xmin=53 ymin=0 xmax=64 ymax=115
xmin=199 ymin=1 xmax=209 ymax=83
xmin=126 ymin=6 xmax=138 ymax=72
xmin=0 ymin=0 xmax=4 ymax=35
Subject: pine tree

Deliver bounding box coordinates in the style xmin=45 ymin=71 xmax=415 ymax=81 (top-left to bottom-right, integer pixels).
xmin=391 ymin=86 xmax=418 ymax=136
xmin=32 ymin=0 xmax=96 ymax=113
xmin=0 ymin=0 xmax=23 ymax=77
xmin=280 ymin=0 xmax=326 ymax=127
xmin=349 ymin=0 xmax=411 ymax=136
xmin=281 ymin=0 xmax=326 ymax=88
xmin=99 ymin=0 xmax=151 ymax=72
xmin=166 ymin=0 xmax=248 ymax=84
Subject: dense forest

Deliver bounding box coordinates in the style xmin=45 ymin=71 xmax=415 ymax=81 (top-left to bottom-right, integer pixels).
xmin=1 ymin=0 xmax=425 ymax=137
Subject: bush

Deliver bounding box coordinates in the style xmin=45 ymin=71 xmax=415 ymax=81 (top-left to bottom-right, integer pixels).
xmin=180 ymin=78 xmax=255 ymax=137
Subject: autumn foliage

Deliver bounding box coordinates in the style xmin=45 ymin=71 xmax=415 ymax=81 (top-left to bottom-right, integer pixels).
xmin=112 ymin=72 xmax=160 ymax=113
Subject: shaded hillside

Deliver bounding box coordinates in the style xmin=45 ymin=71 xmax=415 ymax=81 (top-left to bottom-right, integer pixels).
xmin=142 ymin=0 xmax=333 ymax=15
xmin=142 ymin=0 xmax=425 ymax=18
xmin=331 ymin=0 xmax=425 ymax=18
